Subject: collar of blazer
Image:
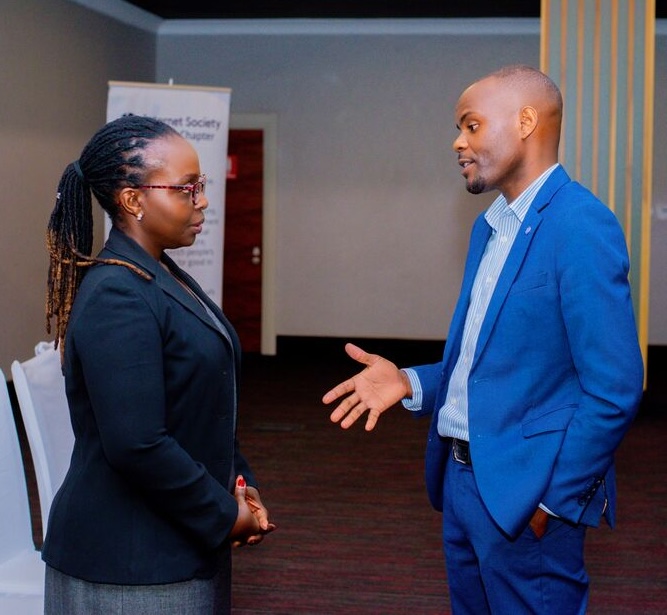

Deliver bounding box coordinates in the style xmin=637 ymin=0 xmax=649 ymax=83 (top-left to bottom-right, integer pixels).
xmin=99 ymin=227 xmax=238 ymax=356
xmin=468 ymin=164 xmax=572 ymax=366
xmin=529 ymin=164 xmax=570 ymax=213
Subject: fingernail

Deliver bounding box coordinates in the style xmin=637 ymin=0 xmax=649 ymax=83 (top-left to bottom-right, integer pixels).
xmin=237 ymin=477 xmax=246 ymax=488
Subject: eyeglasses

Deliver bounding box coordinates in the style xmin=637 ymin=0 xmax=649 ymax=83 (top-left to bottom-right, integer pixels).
xmin=137 ymin=175 xmax=207 ymax=206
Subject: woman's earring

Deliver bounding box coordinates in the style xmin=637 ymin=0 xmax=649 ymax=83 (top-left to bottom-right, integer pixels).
xmin=136 ymin=211 xmax=144 ymax=221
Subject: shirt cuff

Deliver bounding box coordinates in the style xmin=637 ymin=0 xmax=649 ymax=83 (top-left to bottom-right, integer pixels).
xmin=400 ymin=368 xmax=423 ymax=412
xmin=539 ymin=503 xmax=559 ymax=517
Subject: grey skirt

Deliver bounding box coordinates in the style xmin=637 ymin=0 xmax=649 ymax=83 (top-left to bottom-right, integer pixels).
xmin=44 ymin=562 xmax=231 ymax=615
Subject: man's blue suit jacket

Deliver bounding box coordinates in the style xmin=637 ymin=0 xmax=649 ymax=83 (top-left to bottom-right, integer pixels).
xmin=42 ymin=228 xmax=256 ymax=584
xmin=411 ymin=166 xmax=644 ymax=539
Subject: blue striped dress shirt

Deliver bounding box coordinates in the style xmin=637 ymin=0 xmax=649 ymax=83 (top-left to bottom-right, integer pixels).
xmin=403 ymin=164 xmax=558 ymax=440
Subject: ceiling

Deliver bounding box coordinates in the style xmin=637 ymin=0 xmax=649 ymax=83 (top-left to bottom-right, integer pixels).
xmin=123 ymin=1 xmax=666 ymax=21
xmin=123 ymin=1 xmax=543 ymax=20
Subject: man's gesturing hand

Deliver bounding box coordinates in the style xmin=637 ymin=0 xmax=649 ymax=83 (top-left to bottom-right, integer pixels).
xmin=322 ymin=343 xmax=412 ymax=431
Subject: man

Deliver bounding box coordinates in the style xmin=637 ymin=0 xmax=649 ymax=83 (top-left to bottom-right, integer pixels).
xmin=322 ymin=65 xmax=644 ymax=614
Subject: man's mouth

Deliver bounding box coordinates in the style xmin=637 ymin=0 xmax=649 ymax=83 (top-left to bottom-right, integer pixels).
xmin=458 ymin=159 xmax=475 ymax=176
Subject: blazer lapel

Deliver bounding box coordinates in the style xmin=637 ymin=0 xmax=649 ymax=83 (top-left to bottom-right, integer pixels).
xmin=100 ymin=228 xmax=236 ymax=351
xmin=472 ymin=166 xmax=571 ymax=364
xmin=157 ymin=256 xmax=239 ymax=350
xmin=473 ymin=209 xmax=542 ymax=363
xmin=441 ymin=217 xmax=492 ymax=379
xmin=154 ymin=265 xmax=211 ymax=319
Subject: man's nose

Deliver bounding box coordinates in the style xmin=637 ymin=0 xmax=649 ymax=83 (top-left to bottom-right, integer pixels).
xmin=452 ymin=133 xmax=466 ymax=152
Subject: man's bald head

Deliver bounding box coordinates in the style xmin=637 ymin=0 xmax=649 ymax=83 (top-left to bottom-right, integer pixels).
xmin=453 ymin=65 xmax=564 ymax=201
xmin=482 ymin=65 xmax=563 ymax=144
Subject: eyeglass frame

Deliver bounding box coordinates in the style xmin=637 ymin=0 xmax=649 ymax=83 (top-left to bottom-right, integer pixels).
xmin=136 ymin=174 xmax=207 ymax=206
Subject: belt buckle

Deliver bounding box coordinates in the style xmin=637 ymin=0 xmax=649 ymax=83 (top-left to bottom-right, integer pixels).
xmin=452 ymin=439 xmax=470 ymax=465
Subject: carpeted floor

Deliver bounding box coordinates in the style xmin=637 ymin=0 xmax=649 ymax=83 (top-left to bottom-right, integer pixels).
xmin=230 ymin=342 xmax=667 ymax=614
xmin=13 ymin=338 xmax=667 ymax=614
xmin=231 ymin=352 xmax=445 ymax=614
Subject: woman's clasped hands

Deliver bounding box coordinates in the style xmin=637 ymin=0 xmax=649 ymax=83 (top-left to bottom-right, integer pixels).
xmin=230 ymin=475 xmax=276 ymax=548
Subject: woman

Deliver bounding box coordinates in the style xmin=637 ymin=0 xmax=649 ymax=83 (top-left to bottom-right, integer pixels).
xmin=42 ymin=115 xmax=275 ymax=614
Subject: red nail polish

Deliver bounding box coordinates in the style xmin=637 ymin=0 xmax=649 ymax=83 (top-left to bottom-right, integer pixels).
xmin=237 ymin=477 xmax=246 ymax=488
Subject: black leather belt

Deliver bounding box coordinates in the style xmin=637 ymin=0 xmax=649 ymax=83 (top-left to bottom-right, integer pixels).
xmin=451 ymin=438 xmax=472 ymax=465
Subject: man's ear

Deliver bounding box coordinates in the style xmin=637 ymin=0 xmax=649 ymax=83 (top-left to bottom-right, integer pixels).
xmin=117 ymin=187 xmax=144 ymax=219
xmin=520 ymin=106 xmax=539 ymax=139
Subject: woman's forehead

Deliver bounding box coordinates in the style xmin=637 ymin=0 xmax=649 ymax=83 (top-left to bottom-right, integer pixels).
xmin=142 ymin=135 xmax=200 ymax=177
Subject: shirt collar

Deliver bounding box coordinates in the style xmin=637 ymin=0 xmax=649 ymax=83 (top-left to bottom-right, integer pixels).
xmin=485 ymin=163 xmax=559 ymax=229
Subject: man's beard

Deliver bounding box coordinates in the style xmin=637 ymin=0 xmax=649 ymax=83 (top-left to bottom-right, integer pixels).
xmin=466 ymin=176 xmax=486 ymax=194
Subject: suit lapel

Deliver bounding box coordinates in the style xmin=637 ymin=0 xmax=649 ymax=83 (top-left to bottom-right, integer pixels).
xmin=100 ymin=228 xmax=236 ymax=353
xmin=472 ymin=166 xmax=570 ymax=364
xmin=440 ymin=217 xmax=492 ymax=381
xmin=473 ymin=208 xmax=542 ymax=363
xmin=158 ymin=256 xmax=239 ymax=350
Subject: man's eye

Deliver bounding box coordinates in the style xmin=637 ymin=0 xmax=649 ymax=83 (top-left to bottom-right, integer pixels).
xmin=468 ymin=123 xmax=479 ymax=132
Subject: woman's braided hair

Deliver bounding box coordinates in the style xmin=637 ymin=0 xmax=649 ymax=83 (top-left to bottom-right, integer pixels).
xmin=46 ymin=114 xmax=180 ymax=350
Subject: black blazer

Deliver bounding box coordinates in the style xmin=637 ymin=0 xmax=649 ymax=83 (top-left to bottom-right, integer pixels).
xmin=42 ymin=227 xmax=257 ymax=584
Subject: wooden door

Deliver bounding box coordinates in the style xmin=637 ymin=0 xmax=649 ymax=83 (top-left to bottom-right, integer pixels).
xmin=223 ymin=130 xmax=263 ymax=352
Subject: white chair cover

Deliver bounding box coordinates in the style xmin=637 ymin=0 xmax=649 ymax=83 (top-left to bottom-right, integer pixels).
xmin=11 ymin=342 xmax=74 ymax=538
xmin=0 ymin=368 xmax=44 ymax=612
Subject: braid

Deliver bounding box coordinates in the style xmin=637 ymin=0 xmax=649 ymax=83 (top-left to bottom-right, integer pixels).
xmin=45 ymin=164 xmax=94 ymax=349
xmin=46 ymin=115 xmax=179 ymax=350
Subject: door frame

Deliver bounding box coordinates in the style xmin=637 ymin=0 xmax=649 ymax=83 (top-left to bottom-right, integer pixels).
xmin=229 ymin=113 xmax=277 ymax=355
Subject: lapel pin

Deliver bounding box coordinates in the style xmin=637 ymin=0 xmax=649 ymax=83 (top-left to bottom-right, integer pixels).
xmin=525 ymin=226 xmax=532 ymax=235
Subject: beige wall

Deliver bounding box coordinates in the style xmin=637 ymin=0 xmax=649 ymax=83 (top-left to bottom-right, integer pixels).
xmin=0 ymin=0 xmax=156 ymax=374
xmin=156 ymin=20 xmax=667 ymax=344
xmin=1 ymin=5 xmax=665 ymax=376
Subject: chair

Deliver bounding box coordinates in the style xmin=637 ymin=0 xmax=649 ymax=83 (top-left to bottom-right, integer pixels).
xmin=0 ymin=368 xmax=44 ymax=613
xmin=11 ymin=342 xmax=74 ymax=538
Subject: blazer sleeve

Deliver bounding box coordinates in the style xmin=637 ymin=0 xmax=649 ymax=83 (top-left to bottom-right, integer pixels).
xmin=68 ymin=272 xmax=239 ymax=551
xmin=409 ymin=362 xmax=446 ymax=417
xmin=541 ymin=187 xmax=644 ymax=522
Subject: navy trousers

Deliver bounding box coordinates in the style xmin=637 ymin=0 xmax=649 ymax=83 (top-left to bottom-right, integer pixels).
xmin=442 ymin=452 xmax=589 ymax=614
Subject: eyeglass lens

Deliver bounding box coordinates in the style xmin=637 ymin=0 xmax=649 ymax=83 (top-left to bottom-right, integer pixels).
xmin=193 ymin=178 xmax=206 ymax=204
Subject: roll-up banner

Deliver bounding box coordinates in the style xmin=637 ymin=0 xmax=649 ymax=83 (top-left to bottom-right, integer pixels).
xmin=106 ymin=81 xmax=231 ymax=307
